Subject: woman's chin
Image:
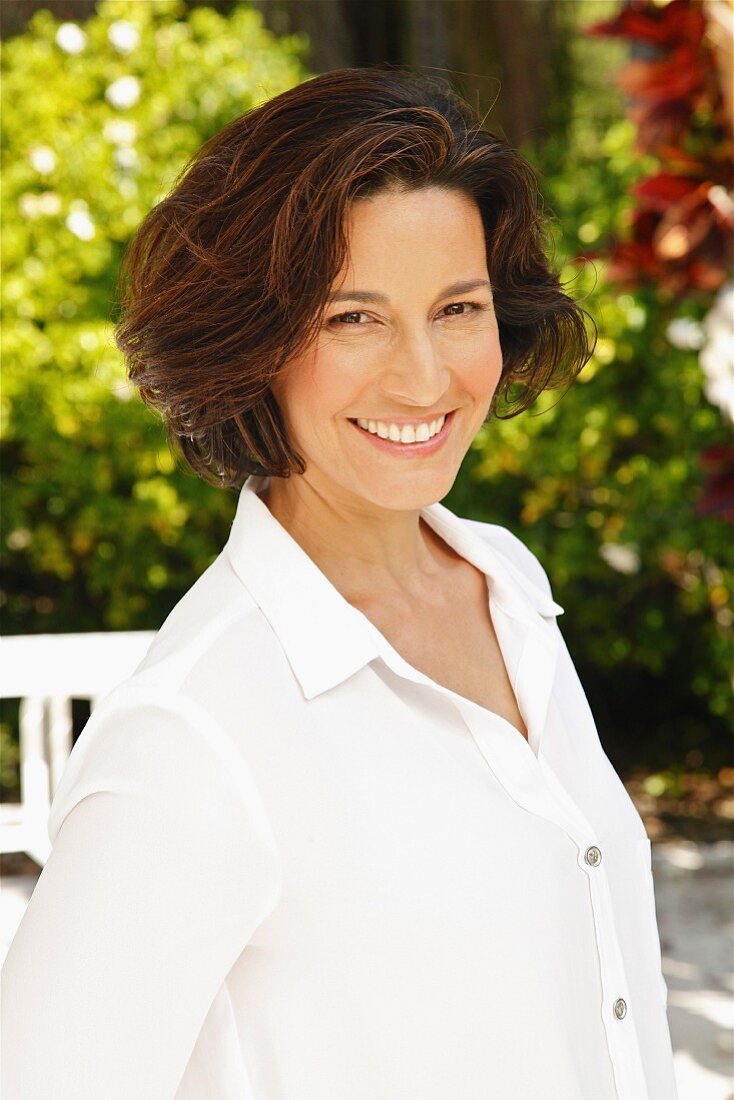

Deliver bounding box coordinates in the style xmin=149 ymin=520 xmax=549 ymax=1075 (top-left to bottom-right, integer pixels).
xmin=343 ymin=467 xmax=459 ymax=512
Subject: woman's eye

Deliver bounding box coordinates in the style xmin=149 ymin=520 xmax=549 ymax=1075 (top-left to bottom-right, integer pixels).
xmin=442 ymin=300 xmax=489 ymax=317
xmin=328 ymin=310 xmax=371 ymax=326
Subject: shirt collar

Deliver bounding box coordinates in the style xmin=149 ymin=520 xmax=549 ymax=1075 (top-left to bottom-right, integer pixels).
xmin=225 ymin=474 xmax=564 ymax=701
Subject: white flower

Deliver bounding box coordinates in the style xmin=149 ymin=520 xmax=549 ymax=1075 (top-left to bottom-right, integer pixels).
xmin=105 ymin=75 xmax=141 ymax=111
xmin=79 ymin=331 xmax=99 ymax=352
xmin=29 ymin=145 xmax=57 ymax=175
xmin=699 ymin=282 xmax=734 ymax=424
xmin=599 ymin=543 xmax=640 ymax=575
xmin=66 ymin=209 xmax=96 ymax=241
xmin=55 ymin=22 xmax=87 ymax=54
xmin=108 ymin=20 xmax=140 ymax=54
xmin=117 ymin=178 xmax=138 ymax=200
xmin=19 ymin=194 xmax=39 ymax=219
xmin=7 ymin=529 xmax=31 ymax=551
xmin=666 ymin=316 xmax=705 ymax=351
xmin=103 ymin=119 xmax=138 ymax=145
xmin=19 ymin=192 xmax=62 ymax=219
xmin=37 ymin=192 xmax=62 ymax=216
xmin=114 ymin=147 xmax=139 ymax=170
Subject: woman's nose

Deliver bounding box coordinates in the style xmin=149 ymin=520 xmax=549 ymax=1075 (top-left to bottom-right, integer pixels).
xmin=379 ymin=331 xmax=451 ymax=407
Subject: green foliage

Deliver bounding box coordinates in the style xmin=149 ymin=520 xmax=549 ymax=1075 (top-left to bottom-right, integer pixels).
xmin=1 ymin=0 xmax=730 ymax=794
xmin=1 ymin=0 xmax=309 ymax=636
xmin=446 ymin=1 xmax=733 ymax=770
xmin=0 ymin=718 xmax=20 ymax=795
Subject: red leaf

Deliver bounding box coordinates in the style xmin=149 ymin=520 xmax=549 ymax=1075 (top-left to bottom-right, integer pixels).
xmin=586 ymin=0 xmax=705 ymax=49
xmin=605 ymin=241 xmax=660 ymax=284
xmin=586 ymin=11 xmax=672 ymax=44
xmin=632 ymin=173 xmax=699 ymax=208
xmin=618 ymin=47 xmax=705 ymax=104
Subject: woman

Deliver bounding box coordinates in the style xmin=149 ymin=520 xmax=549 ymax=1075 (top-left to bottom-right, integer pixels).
xmin=2 ymin=67 xmax=678 ymax=1099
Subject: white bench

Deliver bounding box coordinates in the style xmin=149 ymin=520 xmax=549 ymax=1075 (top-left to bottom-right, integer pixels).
xmin=0 ymin=632 xmax=155 ymax=866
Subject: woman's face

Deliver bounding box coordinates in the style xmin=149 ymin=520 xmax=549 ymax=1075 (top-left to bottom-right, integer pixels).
xmin=271 ymin=184 xmax=503 ymax=512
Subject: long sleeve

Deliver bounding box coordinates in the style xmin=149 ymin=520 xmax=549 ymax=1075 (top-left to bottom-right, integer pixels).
xmin=1 ymin=687 xmax=282 ymax=1100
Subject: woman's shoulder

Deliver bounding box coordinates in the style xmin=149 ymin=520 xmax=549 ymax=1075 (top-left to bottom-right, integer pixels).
xmin=46 ymin=662 xmax=283 ymax=893
xmin=46 ymin=549 xmax=286 ymax=837
xmin=132 ymin=549 xmax=259 ymax=684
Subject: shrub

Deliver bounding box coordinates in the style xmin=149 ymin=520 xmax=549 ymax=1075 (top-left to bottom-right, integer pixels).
xmin=1 ymin=0 xmax=309 ymax=637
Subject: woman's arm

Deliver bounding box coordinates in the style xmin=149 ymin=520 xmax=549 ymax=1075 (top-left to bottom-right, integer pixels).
xmin=1 ymin=690 xmax=281 ymax=1099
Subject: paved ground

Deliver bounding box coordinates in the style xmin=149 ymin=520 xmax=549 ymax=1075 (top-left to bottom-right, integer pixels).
xmin=652 ymin=840 xmax=734 ymax=1099
xmin=1 ymin=839 xmax=732 ymax=1099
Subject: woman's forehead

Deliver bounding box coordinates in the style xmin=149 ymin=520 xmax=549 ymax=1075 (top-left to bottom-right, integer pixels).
xmin=334 ymin=189 xmax=487 ymax=290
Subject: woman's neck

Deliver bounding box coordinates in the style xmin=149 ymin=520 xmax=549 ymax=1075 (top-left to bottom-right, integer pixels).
xmin=259 ymin=474 xmax=459 ymax=604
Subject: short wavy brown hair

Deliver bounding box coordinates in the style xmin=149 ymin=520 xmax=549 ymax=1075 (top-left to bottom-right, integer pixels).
xmin=114 ymin=65 xmax=595 ymax=488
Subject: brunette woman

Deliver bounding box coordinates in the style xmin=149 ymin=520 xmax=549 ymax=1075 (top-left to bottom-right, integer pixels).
xmin=2 ymin=67 xmax=677 ymax=1100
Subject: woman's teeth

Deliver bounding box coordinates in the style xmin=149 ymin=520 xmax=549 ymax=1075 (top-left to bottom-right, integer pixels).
xmin=355 ymin=415 xmax=446 ymax=444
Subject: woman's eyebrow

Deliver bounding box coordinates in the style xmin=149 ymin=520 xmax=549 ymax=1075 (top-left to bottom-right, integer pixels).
xmin=327 ymin=278 xmax=491 ymax=304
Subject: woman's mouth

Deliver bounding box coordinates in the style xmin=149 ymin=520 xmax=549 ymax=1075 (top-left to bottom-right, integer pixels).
xmin=347 ymin=410 xmax=456 ymax=456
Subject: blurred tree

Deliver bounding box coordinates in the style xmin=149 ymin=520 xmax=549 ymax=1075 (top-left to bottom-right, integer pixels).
xmin=250 ymin=0 xmax=576 ymax=150
xmin=0 ymin=0 xmax=96 ymax=38
xmin=2 ymin=0 xmax=576 ymax=151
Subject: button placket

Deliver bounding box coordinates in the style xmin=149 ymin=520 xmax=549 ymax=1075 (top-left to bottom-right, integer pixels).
xmin=464 ymin=687 xmax=652 ymax=1097
xmin=502 ymin=718 xmax=652 ymax=1096
xmin=573 ymin=835 xmax=649 ymax=1095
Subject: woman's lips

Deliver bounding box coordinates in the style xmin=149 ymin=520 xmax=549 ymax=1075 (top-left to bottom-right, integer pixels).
xmin=348 ymin=410 xmax=456 ymax=456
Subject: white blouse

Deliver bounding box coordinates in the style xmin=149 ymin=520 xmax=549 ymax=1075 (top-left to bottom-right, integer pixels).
xmin=2 ymin=474 xmax=678 ymax=1100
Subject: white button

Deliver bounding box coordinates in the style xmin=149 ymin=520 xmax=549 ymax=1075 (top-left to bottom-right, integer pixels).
xmin=613 ymin=997 xmax=627 ymax=1019
xmin=584 ymin=845 xmax=602 ymax=866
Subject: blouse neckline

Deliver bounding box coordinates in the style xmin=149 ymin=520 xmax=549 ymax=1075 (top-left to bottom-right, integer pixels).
xmin=224 ymin=475 xmax=563 ymax=749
